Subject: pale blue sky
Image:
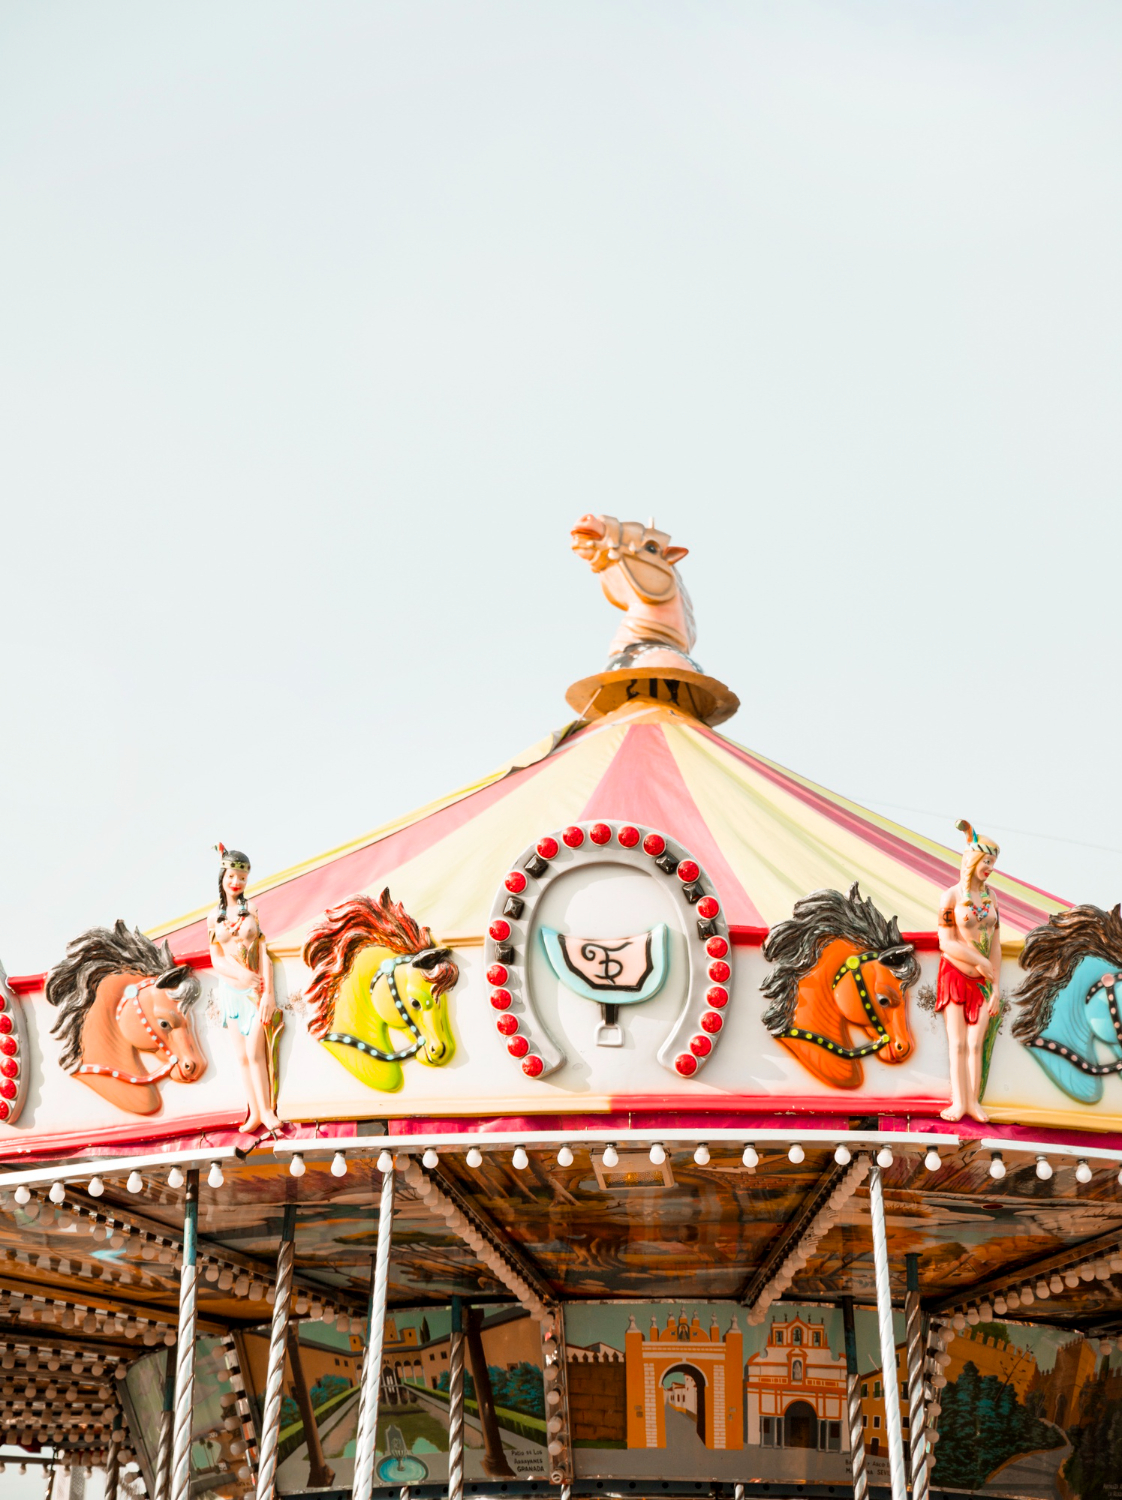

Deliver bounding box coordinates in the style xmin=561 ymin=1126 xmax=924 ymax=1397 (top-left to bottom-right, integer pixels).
xmin=3 ymin=3 xmax=1122 ymax=973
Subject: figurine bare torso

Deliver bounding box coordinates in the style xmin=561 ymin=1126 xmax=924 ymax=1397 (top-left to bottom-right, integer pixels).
xmin=208 ymin=907 xmax=263 ymax=985
xmin=940 ymin=882 xmax=1000 ymax=988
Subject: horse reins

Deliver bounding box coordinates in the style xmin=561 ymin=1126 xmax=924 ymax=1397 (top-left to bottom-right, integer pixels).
xmin=1029 ymin=972 xmax=1122 ymax=1076
xmin=77 ymin=979 xmax=183 ymax=1086
xmin=326 ymin=949 xmax=450 ymax=1064
xmin=781 ymin=949 xmax=909 ymax=1061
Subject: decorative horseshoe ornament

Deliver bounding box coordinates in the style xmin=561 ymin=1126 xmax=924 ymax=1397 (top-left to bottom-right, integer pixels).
xmin=484 ymin=821 xmax=732 ymax=1080
xmin=0 ymin=962 xmax=30 ymax=1125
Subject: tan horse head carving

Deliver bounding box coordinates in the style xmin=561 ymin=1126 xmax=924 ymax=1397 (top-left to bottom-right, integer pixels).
xmin=571 ymin=514 xmax=700 ymax=673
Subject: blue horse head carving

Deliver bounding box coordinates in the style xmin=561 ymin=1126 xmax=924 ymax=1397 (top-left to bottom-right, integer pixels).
xmin=1012 ymin=904 xmax=1122 ymax=1104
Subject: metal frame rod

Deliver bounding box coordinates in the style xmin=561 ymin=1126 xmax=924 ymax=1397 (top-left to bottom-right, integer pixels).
xmin=867 ymin=1161 xmax=907 ymax=1500
xmin=169 ymin=1167 xmax=199 ymax=1500
xmin=905 ymin=1254 xmax=929 ymax=1500
xmin=254 ymin=1201 xmax=297 ymax=1500
xmin=447 ymin=1296 xmax=465 ymax=1500
xmin=841 ymin=1296 xmax=867 ymax=1500
xmin=352 ymin=1163 xmax=396 ymax=1500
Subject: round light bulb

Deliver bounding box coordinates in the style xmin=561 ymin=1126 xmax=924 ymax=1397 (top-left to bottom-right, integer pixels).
xmin=602 ymin=1144 xmax=619 ymax=1169
xmin=924 ymin=1149 xmax=941 ymax=1171
xmin=422 ymin=1148 xmax=439 ymax=1169
xmin=13 ymin=1186 xmax=29 ymax=1206
xmin=834 ymin=1144 xmax=852 ymax=1166
xmin=556 ymin=1145 xmax=574 ymax=1168
xmin=466 ymin=1147 xmax=483 ymax=1169
xmin=330 ymin=1152 xmax=347 ymax=1178
xmin=1036 ymin=1156 xmax=1053 ymax=1180
xmin=512 ymin=1146 xmax=529 ymax=1171
xmin=48 ymin=1182 xmax=65 ymax=1205
xmin=693 ymin=1144 xmax=710 ymax=1166
xmin=649 ymin=1143 xmax=666 ymax=1166
xmin=876 ymin=1147 xmax=893 ymax=1169
xmin=167 ymin=1166 xmax=185 ymax=1190
xmin=376 ymin=1150 xmax=395 ymax=1174
xmin=989 ymin=1154 xmax=1006 ymax=1180
xmin=126 ymin=1171 xmax=144 ymax=1194
xmin=1050 ymin=1274 xmax=1063 ymax=1293
xmin=88 ymin=1177 xmax=104 ymax=1198
xmin=788 ymin=1144 xmax=805 ymax=1164
xmin=1035 ymin=1281 xmax=1050 ymax=1299
xmin=207 ymin=1162 xmax=224 ymax=1189
xmin=1076 ymin=1160 xmax=1093 ymax=1184
xmin=993 ymin=1296 xmax=1007 ymax=1315
xmin=288 ymin=1153 xmax=306 ymax=1178
xmin=742 ymin=1145 xmax=759 ymax=1168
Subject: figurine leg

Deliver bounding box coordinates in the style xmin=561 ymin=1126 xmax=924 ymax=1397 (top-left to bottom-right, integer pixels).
xmin=227 ymin=1026 xmax=262 ymax=1133
xmin=939 ymin=1005 xmax=968 ymax=1122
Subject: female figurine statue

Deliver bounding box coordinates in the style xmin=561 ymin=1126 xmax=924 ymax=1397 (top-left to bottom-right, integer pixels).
xmin=207 ymin=845 xmax=282 ymax=1133
xmin=937 ymin=820 xmax=1002 ymax=1122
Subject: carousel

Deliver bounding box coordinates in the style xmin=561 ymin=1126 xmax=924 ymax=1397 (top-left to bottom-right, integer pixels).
xmin=2 ymin=515 xmax=1121 ymax=1500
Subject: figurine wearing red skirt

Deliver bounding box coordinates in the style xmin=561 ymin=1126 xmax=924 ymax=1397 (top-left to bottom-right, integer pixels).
xmin=937 ymin=820 xmax=1002 ymax=1122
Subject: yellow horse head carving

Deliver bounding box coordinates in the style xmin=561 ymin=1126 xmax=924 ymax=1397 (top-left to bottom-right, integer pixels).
xmin=302 ymin=890 xmax=458 ymax=1092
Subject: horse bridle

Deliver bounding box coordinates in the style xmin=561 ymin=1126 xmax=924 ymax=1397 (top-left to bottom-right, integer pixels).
xmin=77 ymin=979 xmax=183 ymax=1086
xmin=781 ymin=946 xmax=912 ymax=1061
xmin=1029 ymin=972 xmax=1122 ymax=1076
xmin=326 ymin=948 xmax=451 ymax=1064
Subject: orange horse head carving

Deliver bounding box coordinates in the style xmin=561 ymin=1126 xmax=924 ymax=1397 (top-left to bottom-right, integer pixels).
xmin=761 ymin=884 xmax=918 ymax=1089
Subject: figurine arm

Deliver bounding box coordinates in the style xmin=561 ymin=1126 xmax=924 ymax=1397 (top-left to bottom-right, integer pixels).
xmin=208 ymin=927 xmax=263 ymax=991
xmin=255 ymin=914 xmax=277 ymax=1024
xmin=936 ymin=889 xmax=994 ymax=981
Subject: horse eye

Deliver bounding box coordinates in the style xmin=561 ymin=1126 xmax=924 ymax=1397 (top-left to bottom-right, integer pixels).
xmin=645 ymin=541 xmax=659 ymax=552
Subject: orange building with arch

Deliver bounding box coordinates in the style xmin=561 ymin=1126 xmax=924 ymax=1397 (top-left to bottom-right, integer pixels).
xmin=625 ymin=1309 xmax=743 ymax=1450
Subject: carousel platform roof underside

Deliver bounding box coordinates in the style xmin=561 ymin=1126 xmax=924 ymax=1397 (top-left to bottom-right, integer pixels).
xmin=2 ymin=1132 xmax=1121 ymax=1349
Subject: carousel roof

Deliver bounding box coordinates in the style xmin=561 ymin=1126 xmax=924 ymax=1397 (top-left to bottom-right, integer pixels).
xmin=154 ymin=698 xmax=1065 ymax=959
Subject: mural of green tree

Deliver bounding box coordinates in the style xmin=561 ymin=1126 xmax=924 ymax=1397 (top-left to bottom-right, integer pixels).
xmin=1064 ymin=1370 xmax=1122 ymax=1500
xmin=932 ymin=1361 xmax=1062 ymax=1489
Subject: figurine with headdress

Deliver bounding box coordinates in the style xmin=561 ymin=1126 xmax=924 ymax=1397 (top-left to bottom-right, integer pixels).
xmin=936 ymin=820 xmax=1002 ymax=1121
xmin=207 ymin=844 xmax=283 ymax=1133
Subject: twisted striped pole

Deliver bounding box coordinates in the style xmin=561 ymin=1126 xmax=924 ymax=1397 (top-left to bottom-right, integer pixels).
xmin=153 ymin=1344 xmax=176 ymax=1500
xmin=169 ymin=1168 xmax=200 ymax=1500
xmin=842 ymin=1296 xmax=867 ymax=1500
xmin=254 ymin=1203 xmax=298 ymax=1500
xmin=104 ymin=1429 xmax=121 ymax=1500
xmin=352 ymin=1161 xmax=396 ymax=1500
xmin=905 ymin=1254 xmax=929 ymax=1500
xmin=447 ymin=1297 xmax=465 ymax=1500
xmin=868 ymin=1160 xmax=907 ymax=1500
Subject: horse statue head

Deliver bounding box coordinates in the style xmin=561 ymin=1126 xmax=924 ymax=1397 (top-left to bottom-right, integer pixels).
xmin=46 ymin=920 xmax=204 ymax=1116
xmin=571 ymin=514 xmax=700 ymax=673
xmin=302 ymin=889 xmax=458 ymax=1092
xmin=1012 ymin=904 xmax=1122 ymax=1104
xmin=761 ymin=884 xmax=918 ymax=1089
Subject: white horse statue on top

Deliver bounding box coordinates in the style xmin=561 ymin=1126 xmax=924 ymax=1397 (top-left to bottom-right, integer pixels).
xmin=571 ymin=514 xmax=701 ymax=674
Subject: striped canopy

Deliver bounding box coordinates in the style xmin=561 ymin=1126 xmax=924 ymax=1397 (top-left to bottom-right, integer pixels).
xmin=153 ymin=700 xmax=1065 ymax=957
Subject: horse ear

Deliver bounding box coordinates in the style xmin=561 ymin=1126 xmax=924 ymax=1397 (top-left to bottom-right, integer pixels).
xmin=663 ymin=545 xmax=689 ymax=564
xmin=847 ymin=882 xmax=861 ymax=904
xmin=156 ymin=965 xmax=191 ymax=990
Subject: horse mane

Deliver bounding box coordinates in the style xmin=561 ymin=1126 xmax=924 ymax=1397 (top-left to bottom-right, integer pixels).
xmin=1012 ymin=904 xmax=1122 ymax=1040
xmin=760 ymin=883 xmax=919 ymax=1035
xmin=45 ymin=920 xmax=195 ymax=1073
xmin=302 ymin=889 xmax=458 ymax=1038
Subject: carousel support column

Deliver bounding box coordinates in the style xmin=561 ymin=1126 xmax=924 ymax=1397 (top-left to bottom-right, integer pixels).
xmin=466 ymin=1305 xmax=516 ymax=1478
xmin=252 ymin=1203 xmax=297 ymax=1500
xmin=842 ymin=1297 xmax=867 ymax=1500
xmin=169 ymin=1167 xmax=200 ymax=1500
xmin=286 ymin=1326 xmax=334 ymax=1488
xmin=351 ymin=1253 xmax=377 ymax=1486
xmin=905 ymin=1254 xmax=929 ymax=1500
xmin=868 ymin=1159 xmax=907 ymax=1500
xmin=447 ymin=1296 xmax=466 ymax=1500
xmin=153 ymin=1334 xmax=177 ymax=1500
xmin=352 ymin=1160 xmax=396 ymax=1500
xmin=104 ymin=1428 xmax=121 ymax=1500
